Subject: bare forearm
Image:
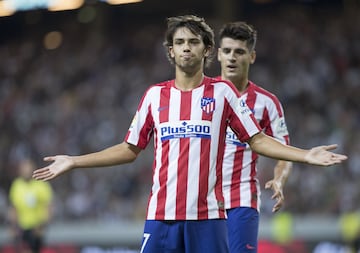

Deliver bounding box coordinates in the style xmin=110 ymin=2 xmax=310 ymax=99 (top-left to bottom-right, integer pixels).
xmin=72 ymin=142 xmax=140 ymax=168
xmin=273 ymin=160 xmax=292 ymax=185
xmin=249 ymin=132 xmax=307 ymax=162
xmin=33 ymin=142 xmax=142 ymax=181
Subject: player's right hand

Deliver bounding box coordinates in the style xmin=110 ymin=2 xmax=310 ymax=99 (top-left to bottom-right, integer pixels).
xmin=32 ymin=155 xmax=74 ymax=181
xmin=265 ymin=179 xmax=284 ymax=212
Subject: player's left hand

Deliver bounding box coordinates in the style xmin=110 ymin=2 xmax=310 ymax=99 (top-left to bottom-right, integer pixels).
xmin=265 ymin=179 xmax=284 ymax=212
xmin=305 ymin=144 xmax=347 ymax=166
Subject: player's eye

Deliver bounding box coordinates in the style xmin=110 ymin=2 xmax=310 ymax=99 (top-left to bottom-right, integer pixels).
xmin=189 ymin=39 xmax=201 ymax=45
xmin=235 ymin=49 xmax=246 ymax=55
xmin=174 ymin=39 xmax=184 ymax=45
xmin=222 ymin=48 xmax=231 ymax=54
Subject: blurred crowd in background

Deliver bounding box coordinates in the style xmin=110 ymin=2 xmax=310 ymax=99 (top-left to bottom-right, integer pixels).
xmin=0 ymin=2 xmax=359 ymax=225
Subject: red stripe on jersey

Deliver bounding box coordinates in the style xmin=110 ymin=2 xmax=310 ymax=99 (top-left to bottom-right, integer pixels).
xmin=245 ymin=87 xmax=259 ymax=209
xmin=261 ymin=107 xmax=273 ymax=136
xmin=176 ymin=91 xmax=191 ymax=219
xmin=155 ymin=87 xmax=171 ymax=220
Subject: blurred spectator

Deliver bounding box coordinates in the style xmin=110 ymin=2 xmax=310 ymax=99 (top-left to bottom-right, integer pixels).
xmin=339 ymin=211 xmax=360 ymax=252
xmin=312 ymin=242 xmax=351 ymax=253
xmin=7 ymin=159 xmax=53 ymax=253
xmin=271 ymin=212 xmax=294 ymax=245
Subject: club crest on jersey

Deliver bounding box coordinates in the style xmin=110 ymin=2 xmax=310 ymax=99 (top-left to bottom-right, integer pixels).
xmin=239 ymin=98 xmax=252 ymax=115
xmin=201 ymin=97 xmax=215 ymax=114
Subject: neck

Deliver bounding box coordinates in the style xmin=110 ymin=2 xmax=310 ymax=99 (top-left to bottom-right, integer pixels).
xmin=222 ymin=75 xmax=249 ymax=93
xmin=175 ymin=66 xmax=204 ymax=91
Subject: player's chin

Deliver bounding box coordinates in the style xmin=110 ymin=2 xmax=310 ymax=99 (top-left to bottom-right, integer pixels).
xmin=225 ymin=70 xmax=239 ymax=77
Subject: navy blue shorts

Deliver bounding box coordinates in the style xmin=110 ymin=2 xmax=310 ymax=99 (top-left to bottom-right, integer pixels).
xmin=226 ymin=207 xmax=259 ymax=253
xmin=140 ymin=219 xmax=229 ymax=253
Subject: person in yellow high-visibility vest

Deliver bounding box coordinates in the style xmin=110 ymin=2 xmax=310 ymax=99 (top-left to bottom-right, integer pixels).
xmin=8 ymin=158 xmax=53 ymax=253
xmin=339 ymin=211 xmax=360 ymax=252
xmin=271 ymin=211 xmax=293 ymax=245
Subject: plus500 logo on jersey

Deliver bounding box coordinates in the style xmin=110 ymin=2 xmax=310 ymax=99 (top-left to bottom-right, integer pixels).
xmin=225 ymin=128 xmax=247 ymax=147
xmin=159 ymin=120 xmax=211 ymax=141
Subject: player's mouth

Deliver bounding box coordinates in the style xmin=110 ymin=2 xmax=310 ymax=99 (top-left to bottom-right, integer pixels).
xmin=181 ymin=54 xmax=193 ymax=60
xmin=226 ymin=65 xmax=237 ymax=71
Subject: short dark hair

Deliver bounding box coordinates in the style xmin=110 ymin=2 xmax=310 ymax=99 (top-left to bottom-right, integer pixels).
xmin=163 ymin=15 xmax=215 ymax=67
xmin=218 ymin=21 xmax=257 ymax=52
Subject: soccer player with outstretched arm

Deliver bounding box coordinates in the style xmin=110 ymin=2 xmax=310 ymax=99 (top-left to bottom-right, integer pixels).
xmin=33 ymin=15 xmax=347 ymax=253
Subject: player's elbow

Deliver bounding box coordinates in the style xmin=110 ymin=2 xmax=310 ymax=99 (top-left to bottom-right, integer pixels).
xmin=247 ymin=132 xmax=266 ymax=152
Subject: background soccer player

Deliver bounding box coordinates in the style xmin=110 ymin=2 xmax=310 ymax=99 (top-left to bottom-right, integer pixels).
xmin=33 ymin=15 xmax=346 ymax=253
xmin=217 ymin=21 xmax=292 ymax=253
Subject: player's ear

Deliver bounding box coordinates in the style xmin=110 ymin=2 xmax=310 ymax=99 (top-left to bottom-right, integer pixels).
xmin=217 ymin=48 xmax=221 ymax=61
xmin=250 ymin=50 xmax=256 ymax=64
xmin=204 ymin=46 xmax=211 ymax=57
xmin=169 ymin=46 xmax=175 ymax=58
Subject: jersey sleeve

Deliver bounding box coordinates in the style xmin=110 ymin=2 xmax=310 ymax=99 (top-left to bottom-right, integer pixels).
xmin=262 ymin=96 xmax=290 ymax=145
xmin=125 ymin=87 xmax=154 ymax=149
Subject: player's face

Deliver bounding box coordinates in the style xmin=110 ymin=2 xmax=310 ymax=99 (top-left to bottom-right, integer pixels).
xmin=169 ymin=27 xmax=209 ymax=72
xmin=218 ymin=37 xmax=255 ymax=82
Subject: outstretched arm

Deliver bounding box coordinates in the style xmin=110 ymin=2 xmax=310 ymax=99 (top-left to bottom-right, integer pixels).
xmin=247 ymin=132 xmax=347 ymax=166
xmin=33 ymin=142 xmax=142 ymax=181
xmin=265 ymin=160 xmax=292 ymax=212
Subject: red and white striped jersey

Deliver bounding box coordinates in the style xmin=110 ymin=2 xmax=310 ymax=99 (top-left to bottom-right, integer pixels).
xmin=125 ymin=76 xmax=261 ymax=220
xmin=222 ymin=81 xmax=290 ymax=211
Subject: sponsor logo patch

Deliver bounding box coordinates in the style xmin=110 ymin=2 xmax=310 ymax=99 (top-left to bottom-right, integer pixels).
xmin=225 ymin=130 xmax=247 ymax=147
xmin=159 ymin=120 xmax=211 ymax=141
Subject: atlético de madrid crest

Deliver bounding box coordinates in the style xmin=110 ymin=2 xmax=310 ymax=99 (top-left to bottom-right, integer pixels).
xmin=201 ymin=97 xmax=215 ymax=114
